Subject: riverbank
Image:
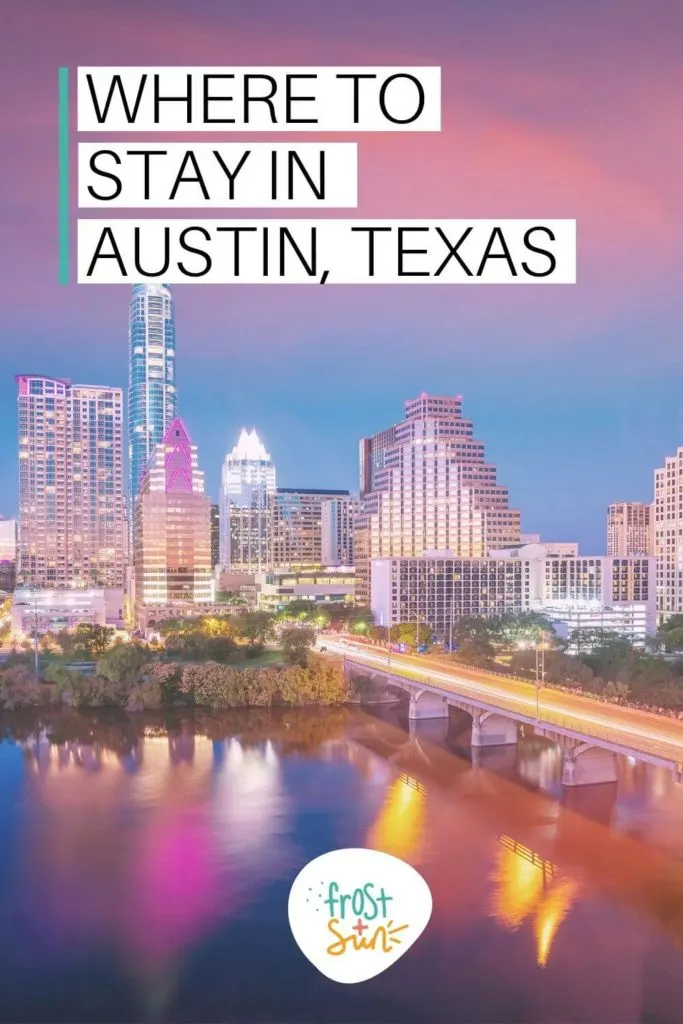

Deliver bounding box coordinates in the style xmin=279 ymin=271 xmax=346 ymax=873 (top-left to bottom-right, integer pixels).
xmin=0 ymin=655 xmax=351 ymax=712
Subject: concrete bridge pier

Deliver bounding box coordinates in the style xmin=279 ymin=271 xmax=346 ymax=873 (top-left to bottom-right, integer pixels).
xmin=407 ymin=689 xmax=450 ymax=720
xmin=471 ymin=711 xmax=518 ymax=748
xmin=562 ymin=743 xmax=618 ymax=787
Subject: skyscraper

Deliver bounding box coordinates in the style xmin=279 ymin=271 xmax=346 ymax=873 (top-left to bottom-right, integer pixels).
xmin=654 ymin=448 xmax=683 ymax=620
xmin=134 ymin=417 xmax=213 ymax=617
xmin=607 ymin=501 xmax=652 ymax=556
xmin=356 ymin=393 xmax=520 ymax=604
xmin=210 ymin=503 xmax=220 ymax=569
xmin=321 ymin=495 xmax=361 ymax=565
xmin=219 ymin=428 xmax=276 ymax=572
xmin=17 ymin=375 xmax=125 ymax=587
xmin=128 ymin=283 xmax=177 ymax=499
xmin=270 ymin=488 xmax=351 ymax=569
xmin=0 ymin=517 xmax=17 ymax=592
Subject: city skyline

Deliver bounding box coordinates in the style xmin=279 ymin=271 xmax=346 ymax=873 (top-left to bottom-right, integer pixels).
xmin=1 ymin=0 xmax=682 ymax=555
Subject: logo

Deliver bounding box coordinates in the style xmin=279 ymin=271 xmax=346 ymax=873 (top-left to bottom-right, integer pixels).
xmin=287 ymin=848 xmax=432 ymax=984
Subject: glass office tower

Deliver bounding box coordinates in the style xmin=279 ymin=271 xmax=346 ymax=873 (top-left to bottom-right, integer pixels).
xmin=128 ymin=283 xmax=177 ymax=500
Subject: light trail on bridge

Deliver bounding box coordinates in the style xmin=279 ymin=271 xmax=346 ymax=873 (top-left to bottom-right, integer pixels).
xmin=323 ymin=639 xmax=683 ymax=768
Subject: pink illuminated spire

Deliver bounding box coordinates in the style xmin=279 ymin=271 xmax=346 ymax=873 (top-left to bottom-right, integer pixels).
xmin=163 ymin=418 xmax=193 ymax=493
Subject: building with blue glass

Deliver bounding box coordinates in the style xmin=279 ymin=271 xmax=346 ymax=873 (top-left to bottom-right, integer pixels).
xmin=128 ymin=283 xmax=177 ymax=500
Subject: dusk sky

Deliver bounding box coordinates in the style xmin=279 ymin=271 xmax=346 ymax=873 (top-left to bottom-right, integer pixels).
xmin=2 ymin=0 xmax=682 ymax=553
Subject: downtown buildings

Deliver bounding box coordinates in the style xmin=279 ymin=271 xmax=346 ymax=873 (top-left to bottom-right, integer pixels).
xmin=128 ymin=283 xmax=177 ymax=498
xmin=654 ymin=448 xmax=683 ymax=619
xmin=219 ymin=428 xmax=276 ymax=573
xmin=371 ymin=542 xmax=656 ymax=644
xmin=607 ymin=501 xmax=652 ymax=557
xmin=0 ymin=517 xmax=17 ymax=591
xmin=133 ymin=418 xmax=213 ymax=625
xmin=356 ymin=394 xmax=521 ymax=604
xmin=16 ymin=375 xmax=125 ymax=589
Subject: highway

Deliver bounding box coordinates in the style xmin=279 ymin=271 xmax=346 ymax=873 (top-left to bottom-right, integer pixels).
xmin=321 ymin=637 xmax=683 ymax=768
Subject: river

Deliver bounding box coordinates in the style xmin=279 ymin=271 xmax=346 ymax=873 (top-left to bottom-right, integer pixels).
xmin=1 ymin=704 xmax=683 ymax=1023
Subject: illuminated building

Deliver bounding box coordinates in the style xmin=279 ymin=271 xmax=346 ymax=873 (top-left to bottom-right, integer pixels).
xmin=270 ymin=488 xmax=351 ymax=569
xmin=321 ymin=495 xmax=361 ymax=566
xmin=11 ymin=587 xmax=124 ymax=635
xmin=219 ymin=428 xmax=276 ymax=572
xmin=372 ymin=544 xmax=656 ymax=643
xmin=133 ymin=417 xmax=213 ymax=623
xmin=128 ymin=283 xmax=177 ymax=499
xmin=0 ymin=517 xmax=17 ymax=591
xmin=654 ymin=449 xmax=683 ymax=620
xmin=256 ymin=566 xmax=356 ymax=610
xmin=17 ymin=375 xmax=125 ymax=587
xmin=210 ymin=503 xmax=220 ymax=569
xmin=356 ymin=394 xmax=521 ymax=604
xmin=607 ymin=501 xmax=652 ymax=557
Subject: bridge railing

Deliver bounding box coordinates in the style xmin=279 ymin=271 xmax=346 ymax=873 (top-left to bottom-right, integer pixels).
xmin=422 ymin=653 xmax=683 ymax=723
xmin=345 ymin=656 xmax=683 ymax=764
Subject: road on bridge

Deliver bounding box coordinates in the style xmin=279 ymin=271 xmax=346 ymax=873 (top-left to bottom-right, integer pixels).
xmin=321 ymin=637 xmax=683 ymax=768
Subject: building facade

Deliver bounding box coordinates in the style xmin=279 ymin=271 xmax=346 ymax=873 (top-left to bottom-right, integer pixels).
xmin=372 ymin=555 xmax=530 ymax=636
xmin=210 ymin=504 xmax=220 ymax=569
xmin=128 ymin=283 xmax=177 ymax=499
xmin=11 ymin=587 xmax=124 ymax=636
xmin=371 ymin=546 xmax=656 ymax=643
xmin=654 ymin=449 xmax=683 ymax=620
xmin=256 ymin=567 xmax=356 ymax=611
xmin=270 ymin=488 xmax=351 ymax=569
xmin=219 ymin=428 xmax=276 ymax=572
xmin=17 ymin=375 xmax=125 ymax=588
xmin=0 ymin=517 xmax=17 ymax=592
xmin=607 ymin=501 xmax=651 ymax=557
xmin=356 ymin=394 xmax=521 ymax=604
xmin=321 ymin=495 xmax=361 ymax=566
xmin=133 ymin=418 xmax=213 ymax=618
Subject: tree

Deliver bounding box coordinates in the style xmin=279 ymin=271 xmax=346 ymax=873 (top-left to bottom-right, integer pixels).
xmin=198 ymin=615 xmax=235 ymax=638
xmin=236 ymin=611 xmax=274 ymax=646
xmin=452 ymin=636 xmax=496 ymax=668
xmin=492 ymin=612 xmax=557 ymax=651
xmin=71 ymin=623 xmax=116 ymax=658
xmin=97 ymin=644 xmax=149 ymax=686
xmin=452 ymin=616 xmax=495 ymax=646
xmin=387 ymin=621 xmax=431 ymax=649
xmin=281 ymin=625 xmax=317 ymax=666
xmin=658 ymin=615 xmax=683 ymax=652
xmin=278 ymin=599 xmax=317 ymax=622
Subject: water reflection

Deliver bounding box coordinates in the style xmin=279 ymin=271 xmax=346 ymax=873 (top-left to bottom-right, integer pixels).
xmin=2 ymin=707 xmax=683 ymax=1021
xmin=490 ymin=836 xmax=579 ymax=967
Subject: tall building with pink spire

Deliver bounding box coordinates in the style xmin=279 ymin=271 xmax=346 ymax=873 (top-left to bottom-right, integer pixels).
xmin=134 ymin=418 xmax=213 ymax=621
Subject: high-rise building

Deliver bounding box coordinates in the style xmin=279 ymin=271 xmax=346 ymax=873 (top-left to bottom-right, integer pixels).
xmin=128 ymin=283 xmax=177 ymax=499
xmin=219 ymin=428 xmax=276 ymax=572
xmin=0 ymin=517 xmax=17 ymax=592
xmin=654 ymin=448 xmax=683 ymax=620
xmin=356 ymin=393 xmax=520 ymax=604
xmin=270 ymin=488 xmax=351 ymax=569
xmin=134 ymin=417 xmax=213 ymax=616
xmin=607 ymin=501 xmax=651 ymax=556
xmin=372 ymin=546 xmax=656 ymax=644
xmin=210 ymin=503 xmax=220 ymax=569
xmin=17 ymin=375 xmax=125 ymax=588
xmin=321 ymin=495 xmax=361 ymax=565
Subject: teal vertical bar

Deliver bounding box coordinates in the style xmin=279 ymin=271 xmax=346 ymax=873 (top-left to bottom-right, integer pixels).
xmin=58 ymin=67 xmax=69 ymax=285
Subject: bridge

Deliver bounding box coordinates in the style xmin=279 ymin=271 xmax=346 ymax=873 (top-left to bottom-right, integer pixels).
xmin=324 ymin=639 xmax=683 ymax=787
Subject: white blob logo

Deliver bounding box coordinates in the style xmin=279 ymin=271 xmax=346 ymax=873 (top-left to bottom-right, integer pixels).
xmin=287 ymin=848 xmax=432 ymax=984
